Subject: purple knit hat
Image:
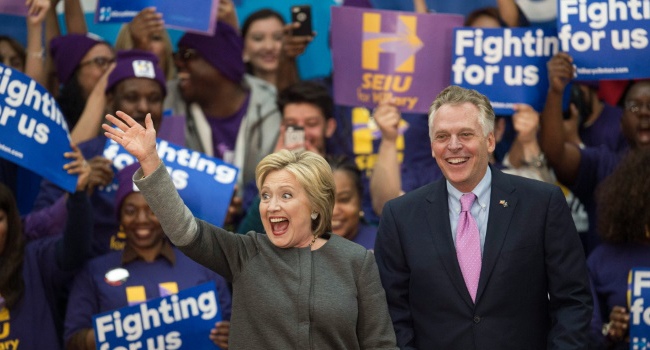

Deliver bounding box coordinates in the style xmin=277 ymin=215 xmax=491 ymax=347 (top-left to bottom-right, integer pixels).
xmin=106 ymin=50 xmax=167 ymax=96
xmin=114 ymin=163 xmax=141 ymax=220
xmin=178 ymin=21 xmax=245 ymax=84
xmin=50 ymin=33 xmax=108 ymax=85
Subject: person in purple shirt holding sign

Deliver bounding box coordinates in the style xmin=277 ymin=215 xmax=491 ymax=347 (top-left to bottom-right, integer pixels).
xmin=0 ymin=147 xmax=92 ymax=350
xmin=587 ymin=149 xmax=650 ymax=350
xmin=27 ymin=50 xmax=167 ymax=257
xmin=541 ymin=53 xmax=650 ymax=255
xmin=64 ymin=164 xmax=232 ymax=350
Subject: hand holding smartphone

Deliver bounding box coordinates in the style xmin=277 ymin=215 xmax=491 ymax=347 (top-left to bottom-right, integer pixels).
xmin=284 ymin=126 xmax=305 ymax=151
xmin=291 ymin=5 xmax=312 ymax=37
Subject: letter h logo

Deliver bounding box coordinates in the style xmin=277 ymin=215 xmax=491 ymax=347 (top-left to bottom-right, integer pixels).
xmin=361 ymin=13 xmax=423 ymax=73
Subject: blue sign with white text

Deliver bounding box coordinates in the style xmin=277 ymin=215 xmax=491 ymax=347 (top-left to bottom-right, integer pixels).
xmin=93 ymin=282 xmax=222 ymax=350
xmin=102 ymin=138 xmax=238 ymax=227
xmin=95 ymin=0 xmax=218 ymax=35
xmin=557 ymin=0 xmax=650 ymax=80
xmin=0 ymin=64 xmax=76 ymax=192
xmin=629 ymin=268 xmax=650 ymax=349
xmin=452 ymin=28 xmax=559 ymax=115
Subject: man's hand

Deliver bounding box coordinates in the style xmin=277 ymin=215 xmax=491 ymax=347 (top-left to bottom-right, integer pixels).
xmin=547 ymin=52 xmax=574 ymax=94
xmin=373 ymin=97 xmax=401 ymax=143
xmin=129 ymin=7 xmax=164 ymax=50
xmin=512 ymin=104 xmax=539 ymax=144
xmin=209 ymin=321 xmax=230 ymax=348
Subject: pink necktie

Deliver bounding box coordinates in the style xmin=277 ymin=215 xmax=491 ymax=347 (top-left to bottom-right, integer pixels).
xmin=456 ymin=193 xmax=482 ymax=302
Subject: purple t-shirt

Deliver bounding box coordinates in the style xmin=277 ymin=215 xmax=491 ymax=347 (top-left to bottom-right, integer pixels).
xmin=580 ymin=104 xmax=627 ymax=153
xmin=587 ymin=243 xmax=650 ymax=349
xmin=64 ymin=247 xmax=232 ymax=343
xmin=1 ymin=238 xmax=70 ymax=350
xmin=571 ymin=145 xmax=623 ymax=255
xmin=207 ymin=94 xmax=250 ymax=162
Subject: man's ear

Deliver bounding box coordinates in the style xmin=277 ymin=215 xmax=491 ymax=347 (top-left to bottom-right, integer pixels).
xmin=325 ymin=118 xmax=337 ymax=138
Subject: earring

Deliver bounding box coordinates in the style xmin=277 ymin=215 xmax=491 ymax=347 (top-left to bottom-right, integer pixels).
xmin=311 ymin=212 xmax=318 ymax=220
xmin=359 ymin=210 xmax=365 ymax=218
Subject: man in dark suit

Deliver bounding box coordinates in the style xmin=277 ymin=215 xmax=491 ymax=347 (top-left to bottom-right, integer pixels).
xmin=375 ymin=86 xmax=592 ymax=349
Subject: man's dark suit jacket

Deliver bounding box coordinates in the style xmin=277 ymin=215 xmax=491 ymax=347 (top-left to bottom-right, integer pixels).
xmin=375 ymin=166 xmax=592 ymax=349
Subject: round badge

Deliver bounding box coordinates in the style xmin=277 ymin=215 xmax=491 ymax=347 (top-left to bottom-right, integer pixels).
xmin=104 ymin=268 xmax=130 ymax=286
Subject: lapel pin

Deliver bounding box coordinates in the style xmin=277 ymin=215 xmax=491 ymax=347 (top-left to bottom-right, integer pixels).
xmin=499 ymin=200 xmax=508 ymax=208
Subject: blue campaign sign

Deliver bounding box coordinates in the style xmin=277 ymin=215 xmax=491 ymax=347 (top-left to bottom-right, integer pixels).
xmin=95 ymin=0 xmax=218 ymax=35
xmin=557 ymin=0 xmax=650 ymax=80
xmin=630 ymin=268 xmax=650 ymax=349
xmin=452 ymin=27 xmax=559 ymax=115
xmin=627 ymin=267 xmax=650 ymax=350
xmin=93 ymin=281 xmax=222 ymax=350
xmin=102 ymin=138 xmax=238 ymax=227
xmin=0 ymin=64 xmax=77 ymax=192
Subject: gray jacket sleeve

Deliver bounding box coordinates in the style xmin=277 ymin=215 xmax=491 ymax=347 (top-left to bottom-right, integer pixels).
xmin=133 ymin=162 xmax=259 ymax=281
xmin=356 ymin=250 xmax=399 ymax=350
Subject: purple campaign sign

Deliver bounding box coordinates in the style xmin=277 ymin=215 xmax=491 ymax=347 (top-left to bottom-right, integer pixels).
xmin=0 ymin=0 xmax=27 ymax=17
xmin=331 ymin=6 xmax=463 ymax=114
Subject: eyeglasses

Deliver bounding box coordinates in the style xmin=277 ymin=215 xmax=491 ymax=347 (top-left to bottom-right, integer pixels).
xmin=174 ymin=48 xmax=200 ymax=62
xmin=625 ymin=100 xmax=650 ymax=114
xmin=79 ymin=56 xmax=115 ymax=69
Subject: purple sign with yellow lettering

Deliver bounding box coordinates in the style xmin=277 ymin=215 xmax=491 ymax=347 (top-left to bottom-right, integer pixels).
xmin=331 ymin=6 xmax=463 ymax=114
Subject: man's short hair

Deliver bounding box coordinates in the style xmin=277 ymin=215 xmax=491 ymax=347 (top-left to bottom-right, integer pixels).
xmin=428 ymin=85 xmax=495 ymax=142
xmin=277 ymin=81 xmax=334 ymax=120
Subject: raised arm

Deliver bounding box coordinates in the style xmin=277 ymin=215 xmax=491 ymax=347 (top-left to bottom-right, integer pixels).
xmin=56 ymin=143 xmax=93 ymax=270
xmin=64 ymin=0 xmax=88 ymax=34
xmin=103 ymin=111 xmax=259 ymax=280
xmin=370 ymin=98 xmax=403 ymax=216
xmin=276 ymin=23 xmax=314 ymax=91
xmin=24 ymin=0 xmax=50 ymax=85
xmin=539 ymin=53 xmax=582 ymax=186
xmin=71 ymin=64 xmax=114 ymax=144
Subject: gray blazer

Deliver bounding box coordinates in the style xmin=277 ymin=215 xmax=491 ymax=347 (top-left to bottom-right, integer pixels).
xmin=134 ymin=163 xmax=397 ymax=349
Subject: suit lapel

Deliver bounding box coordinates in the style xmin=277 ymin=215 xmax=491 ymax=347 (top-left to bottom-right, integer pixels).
xmin=425 ymin=180 xmax=474 ymax=309
xmin=475 ymin=167 xmax=517 ymax=304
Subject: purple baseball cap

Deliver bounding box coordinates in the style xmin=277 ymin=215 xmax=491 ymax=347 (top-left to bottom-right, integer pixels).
xmin=50 ymin=33 xmax=109 ymax=85
xmin=106 ymin=50 xmax=167 ymax=96
xmin=178 ymin=21 xmax=245 ymax=84
xmin=114 ymin=163 xmax=142 ymax=220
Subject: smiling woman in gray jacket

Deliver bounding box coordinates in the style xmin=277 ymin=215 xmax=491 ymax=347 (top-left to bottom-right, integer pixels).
xmin=103 ymin=111 xmax=398 ymax=349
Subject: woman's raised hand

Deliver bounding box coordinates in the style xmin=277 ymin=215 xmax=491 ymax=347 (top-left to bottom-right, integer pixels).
xmin=103 ymin=111 xmax=161 ymax=176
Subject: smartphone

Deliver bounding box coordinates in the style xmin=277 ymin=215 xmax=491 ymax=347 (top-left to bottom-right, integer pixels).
xmin=291 ymin=5 xmax=312 ymax=36
xmin=285 ymin=126 xmax=305 ymax=151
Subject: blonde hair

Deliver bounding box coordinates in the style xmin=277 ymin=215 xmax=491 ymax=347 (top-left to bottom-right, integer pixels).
xmin=256 ymin=150 xmax=335 ymax=238
xmin=115 ymin=23 xmax=176 ymax=80
xmin=428 ymin=85 xmax=495 ymax=141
